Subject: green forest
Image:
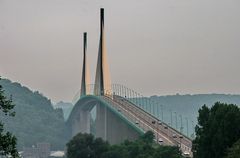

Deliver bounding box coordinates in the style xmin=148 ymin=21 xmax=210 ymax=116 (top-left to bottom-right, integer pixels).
xmin=0 ymin=79 xmax=67 ymax=150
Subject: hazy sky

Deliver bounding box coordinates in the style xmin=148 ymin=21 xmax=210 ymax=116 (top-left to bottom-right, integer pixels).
xmin=1 ymin=0 xmax=240 ymax=103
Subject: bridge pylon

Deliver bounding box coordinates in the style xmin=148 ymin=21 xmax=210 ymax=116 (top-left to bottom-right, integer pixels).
xmin=94 ymin=8 xmax=112 ymax=96
xmin=80 ymin=32 xmax=91 ymax=96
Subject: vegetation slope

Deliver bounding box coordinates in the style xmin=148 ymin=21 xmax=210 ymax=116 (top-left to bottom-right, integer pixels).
xmin=0 ymin=79 xmax=67 ymax=150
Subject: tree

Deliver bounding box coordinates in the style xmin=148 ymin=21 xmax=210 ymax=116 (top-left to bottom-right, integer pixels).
xmin=193 ymin=102 xmax=240 ymax=158
xmin=0 ymin=77 xmax=18 ymax=157
xmin=92 ymin=138 xmax=109 ymax=157
xmin=154 ymin=146 xmax=183 ymax=158
xmin=139 ymin=130 xmax=155 ymax=144
xmin=225 ymin=139 xmax=240 ymax=158
xmin=100 ymin=145 xmax=128 ymax=158
xmin=67 ymin=131 xmax=183 ymax=158
xmin=66 ymin=133 xmax=109 ymax=158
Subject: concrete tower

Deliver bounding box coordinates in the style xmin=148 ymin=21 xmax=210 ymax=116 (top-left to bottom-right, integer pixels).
xmin=94 ymin=8 xmax=112 ymax=96
xmin=80 ymin=32 xmax=91 ymax=96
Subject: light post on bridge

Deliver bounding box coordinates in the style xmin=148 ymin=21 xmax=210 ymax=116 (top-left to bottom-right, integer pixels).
xmin=118 ymin=85 xmax=120 ymax=96
xmin=145 ymin=98 xmax=148 ymax=112
xmin=114 ymin=84 xmax=119 ymax=95
xmin=161 ymin=105 xmax=163 ymax=121
xmin=138 ymin=93 xmax=141 ymax=108
xmin=139 ymin=94 xmax=142 ymax=108
xmin=129 ymin=88 xmax=131 ymax=100
xmin=157 ymin=103 xmax=160 ymax=120
xmin=114 ymin=84 xmax=117 ymax=95
xmin=175 ymin=112 xmax=178 ymax=130
xmin=111 ymin=84 xmax=114 ymax=95
xmin=124 ymin=87 xmax=127 ymax=98
xmin=123 ymin=85 xmax=125 ymax=97
xmin=130 ymin=89 xmax=134 ymax=103
xmin=179 ymin=114 xmax=183 ymax=133
xmin=133 ymin=90 xmax=136 ymax=104
xmin=137 ymin=92 xmax=139 ymax=106
xmin=186 ymin=117 xmax=189 ymax=137
xmin=121 ymin=85 xmax=124 ymax=97
xmin=148 ymin=99 xmax=152 ymax=114
xmin=146 ymin=97 xmax=151 ymax=113
xmin=118 ymin=84 xmax=120 ymax=96
xmin=157 ymin=122 xmax=159 ymax=144
xmin=191 ymin=120 xmax=195 ymax=139
xmin=150 ymin=100 xmax=153 ymax=115
xmin=140 ymin=95 xmax=143 ymax=109
xmin=134 ymin=91 xmax=137 ymax=105
xmin=153 ymin=101 xmax=156 ymax=116
xmin=127 ymin=87 xmax=130 ymax=100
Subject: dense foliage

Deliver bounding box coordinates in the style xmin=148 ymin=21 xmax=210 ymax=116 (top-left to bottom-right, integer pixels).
xmin=67 ymin=133 xmax=109 ymax=158
xmin=193 ymin=102 xmax=240 ymax=158
xmin=67 ymin=131 xmax=183 ymax=158
xmin=0 ymin=79 xmax=67 ymax=150
xmin=225 ymin=139 xmax=240 ymax=158
xmin=0 ymin=77 xmax=19 ymax=157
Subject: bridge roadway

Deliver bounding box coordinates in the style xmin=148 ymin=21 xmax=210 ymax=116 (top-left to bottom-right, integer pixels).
xmin=101 ymin=95 xmax=192 ymax=157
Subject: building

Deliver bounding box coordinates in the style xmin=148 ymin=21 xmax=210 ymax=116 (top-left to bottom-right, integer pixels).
xmin=22 ymin=143 xmax=50 ymax=158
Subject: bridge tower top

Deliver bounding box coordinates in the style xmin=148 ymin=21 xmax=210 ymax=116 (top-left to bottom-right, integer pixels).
xmin=80 ymin=32 xmax=91 ymax=96
xmin=94 ymin=8 xmax=112 ymax=96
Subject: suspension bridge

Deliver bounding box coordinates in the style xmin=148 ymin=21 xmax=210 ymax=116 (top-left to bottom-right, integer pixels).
xmin=66 ymin=8 xmax=192 ymax=157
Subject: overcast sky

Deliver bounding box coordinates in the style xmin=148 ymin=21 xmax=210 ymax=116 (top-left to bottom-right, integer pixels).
xmin=1 ymin=0 xmax=240 ymax=103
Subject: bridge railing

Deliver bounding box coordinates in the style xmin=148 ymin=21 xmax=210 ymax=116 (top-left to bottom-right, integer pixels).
xmin=102 ymin=95 xmax=193 ymax=150
xmin=72 ymin=83 xmax=195 ymax=140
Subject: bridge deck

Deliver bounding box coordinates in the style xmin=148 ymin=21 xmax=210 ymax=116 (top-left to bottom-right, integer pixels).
xmin=101 ymin=95 xmax=192 ymax=157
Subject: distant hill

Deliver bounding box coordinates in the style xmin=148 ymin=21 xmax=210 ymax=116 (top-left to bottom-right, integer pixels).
xmin=149 ymin=94 xmax=240 ymax=137
xmin=150 ymin=93 xmax=240 ymax=119
xmin=54 ymin=101 xmax=73 ymax=121
xmin=0 ymin=79 xmax=67 ymax=150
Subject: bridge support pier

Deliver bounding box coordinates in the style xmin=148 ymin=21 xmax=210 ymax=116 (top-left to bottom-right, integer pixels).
xmin=95 ymin=102 xmax=140 ymax=144
xmin=79 ymin=110 xmax=91 ymax=134
xmin=71 ymin=109 xmax=91 ymax=137
xmin=96 ymin=103 xmax=107 ymax=140
xmin=72 ymin=117 xmax=81 ymax=137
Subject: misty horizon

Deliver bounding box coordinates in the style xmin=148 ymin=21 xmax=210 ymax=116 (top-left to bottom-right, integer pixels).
xmin=1 ymin=0 xmax=240 ymax=102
